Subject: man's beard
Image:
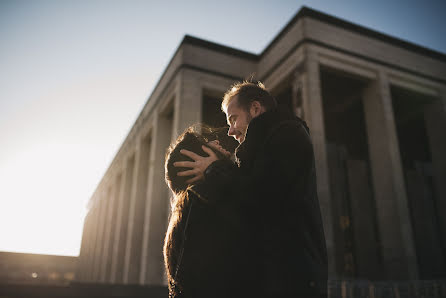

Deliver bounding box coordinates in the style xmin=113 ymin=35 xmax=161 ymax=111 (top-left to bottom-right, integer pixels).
xmin=241 ymin=113 xmax=253 ymax=142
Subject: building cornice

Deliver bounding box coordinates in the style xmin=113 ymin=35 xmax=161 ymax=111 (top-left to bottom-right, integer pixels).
xmin=260 ymin=6 xmax=446 ymax=62
xmin=181 ymin=35 xmax=259 ymax=61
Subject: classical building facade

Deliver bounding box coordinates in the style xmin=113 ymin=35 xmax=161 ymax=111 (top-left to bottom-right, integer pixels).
xmin=76 ymin=7 xmax=446 ymax=286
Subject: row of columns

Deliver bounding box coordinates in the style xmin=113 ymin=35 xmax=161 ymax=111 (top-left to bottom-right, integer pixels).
xmin=77 ymin=72 xmax=203 ymax=285
xmin=296 ymin=54 xmax=418 ymax=279
xmin=294 ymin=47 xmax=446 ymax=279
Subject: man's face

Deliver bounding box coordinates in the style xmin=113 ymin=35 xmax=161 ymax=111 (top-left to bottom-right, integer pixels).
xmin=225 ymin=97 xmax=254 ymax=143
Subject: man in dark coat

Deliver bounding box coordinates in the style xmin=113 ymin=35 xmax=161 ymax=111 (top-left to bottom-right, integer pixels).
xmin=175 ymin=81 xmax=328 ymax=297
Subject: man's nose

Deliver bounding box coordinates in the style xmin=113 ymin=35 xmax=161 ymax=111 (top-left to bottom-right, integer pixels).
xmin=227 ymin=126 xmax=235 ymax=136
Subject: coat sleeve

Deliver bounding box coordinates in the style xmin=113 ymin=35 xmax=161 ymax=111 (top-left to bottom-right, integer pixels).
xmin=203 ymin=158 xmax=257 ymax=206
xmin=203 ymin=122 xmax=314 ymax=205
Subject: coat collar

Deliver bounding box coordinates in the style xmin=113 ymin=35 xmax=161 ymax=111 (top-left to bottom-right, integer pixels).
xmin=235 ymin=105 xmax=307 ymax=170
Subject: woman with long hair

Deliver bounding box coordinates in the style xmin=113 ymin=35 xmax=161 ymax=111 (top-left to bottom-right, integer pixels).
xmin=163 ymin=125 xmax=254 ymax=298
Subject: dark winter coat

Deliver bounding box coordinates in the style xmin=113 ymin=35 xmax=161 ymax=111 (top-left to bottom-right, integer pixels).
xmin=167 ymin=183 xmax=257 ymax=298
xmin=205 ymin=106 xmax=328 ymax=298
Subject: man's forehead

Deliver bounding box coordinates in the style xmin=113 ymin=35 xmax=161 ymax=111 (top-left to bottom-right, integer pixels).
xmin=225 ymin=96 xmax=240 ymax=115
xmin=225 ymin=106 xmax=238 ymax=123
xmin=226 ymin=112 xmax=233 ymax=124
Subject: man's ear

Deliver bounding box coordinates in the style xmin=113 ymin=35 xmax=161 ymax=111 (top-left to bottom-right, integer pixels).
xmin=250 ymin=101 xmax=265 ymax=117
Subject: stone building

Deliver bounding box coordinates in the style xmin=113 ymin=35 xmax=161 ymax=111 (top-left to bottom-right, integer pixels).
xmin=0 ymin=252 xmax=77 ymax=285
xmin=76 ymin=7 xmax=446 ymax=286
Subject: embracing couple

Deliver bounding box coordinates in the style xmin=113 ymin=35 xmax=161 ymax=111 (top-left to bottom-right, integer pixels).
xmin=163 ymin=81 xmax=328 ymax=298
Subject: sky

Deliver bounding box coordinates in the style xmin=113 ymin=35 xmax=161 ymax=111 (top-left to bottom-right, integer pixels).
xmin=1 ymin=0 xmax=445 ymax=256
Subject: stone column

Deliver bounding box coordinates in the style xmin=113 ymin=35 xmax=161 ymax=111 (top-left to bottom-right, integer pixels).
xmin=76 ymin=212 xmax=90 ymax=281
xmin=346 ymin=159 xmax=381 ymax=279
xmin=172 ymin=71 xmax=202 ymax=138
xmin=297 ymin=50 xmax=336 ymax=278
xmin=92 ymin=193 xmax=107 ymax=281
xmin=123 ymin=138 xmax=151 ymax=284
xmin=85 ymin=206 xmax=98 ymax=281
xmin=104 ymin=175 xmax=122 ymax=282
xmin=110 ymin=165 xmax=129 ymax=283
xmin=140 ymin=113 xmax=173 ymax=285
xmin=424 ymin=89 xmax=446 ymax=260
xmin=111 ymin=156 xmax=135 ymax=283
xmin=292 ymin=71 xmax=304 ymax=119
xmin=82 ymin=208 xmax=92 ymax=281
xmin=362 ymin=70 xmax=418 ymax=279
xmin=85 ymin=212 xmax=97 ymax=281
xmin=99 ymin=186 xmax=115 ymax=282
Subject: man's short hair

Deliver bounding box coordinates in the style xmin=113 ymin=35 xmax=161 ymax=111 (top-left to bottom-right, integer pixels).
xmin=221 ymin=81 xmax=277 ymax=113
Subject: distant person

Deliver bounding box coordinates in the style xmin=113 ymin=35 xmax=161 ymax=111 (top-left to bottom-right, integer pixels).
xmin=164 ymin=126 xmax=257 ymax=298
xmin=175 ymin=81 xmax=328 ymax=297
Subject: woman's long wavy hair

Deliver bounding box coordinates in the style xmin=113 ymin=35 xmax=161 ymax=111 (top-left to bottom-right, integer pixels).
xmin=163 ymin=124 xmax=227 ymax=294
